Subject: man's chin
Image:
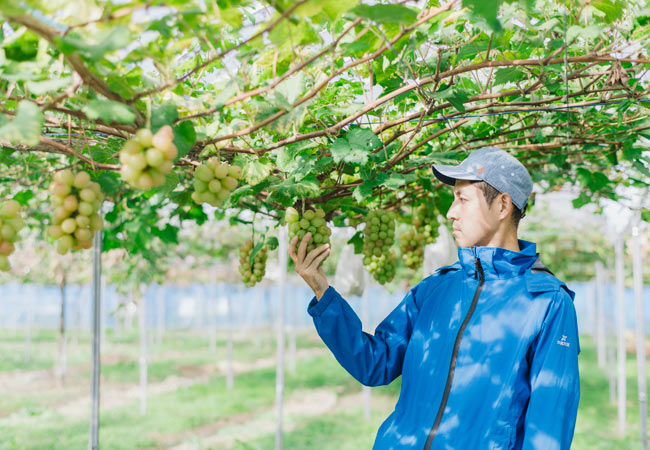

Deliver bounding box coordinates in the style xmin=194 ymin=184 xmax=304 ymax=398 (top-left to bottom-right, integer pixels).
xmin=453 ymin=236 xmax=475 ymax=248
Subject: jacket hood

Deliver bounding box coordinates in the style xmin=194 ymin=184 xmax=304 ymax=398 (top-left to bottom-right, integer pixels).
xmin=458 ymin=239 xmax=538 ymax=280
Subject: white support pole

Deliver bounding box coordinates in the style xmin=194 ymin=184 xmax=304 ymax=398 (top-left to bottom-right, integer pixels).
xmin=208 ymin=284 xmax=217 ymax=355
xmin=362 ymin=270 xmax=371 ymax=421
xmin=75 ymin=290 xmax=82 ymax=346
xmin=24 ymin=287 xmax=32 ymax=363
xmin=157 ymin=285 xmax=165 ymax=347
xmin=255 ymin=289 xmax=263 ymax=351
xmin=275 ymin=226 xmax=288 ymax=450
xmin=615 ymin=235 xmax=627 ymax=436
xmin=88 ymin=231 xmax=102 ymax=450
xmin=632 ymin=214 xmax=647 ymax=450
xmin=100 ymin=278 xmax=106 ymax=348
xmin=226 ymin=288 xmax=235 ymax=390
xmin=288 ymin=291 xmax=296 ymax=375
xmin=604 ymin=259 xmax=616 ymax=406
xmin=57 ymin=280 xmax=67 ymax=385
xmin=265 ymin=289 xmax=273 ymax=352
xmin=139 ymin=288 xmax=148 ymax=416
xmin=587 ymin=283 xmax=597 ymax=345
xmin=607 ymin=332 xmax=616 ymax=405
xmin=595 ymin=261 xmax=606 ymax=369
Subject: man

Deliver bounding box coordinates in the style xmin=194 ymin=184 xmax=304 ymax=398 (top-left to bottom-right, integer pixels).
xmin=288 ymin=147 xmax=580 ymax=450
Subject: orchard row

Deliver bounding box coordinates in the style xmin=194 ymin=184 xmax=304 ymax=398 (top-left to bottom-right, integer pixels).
xmin=2 ymin=129 xmax=441 ymax=284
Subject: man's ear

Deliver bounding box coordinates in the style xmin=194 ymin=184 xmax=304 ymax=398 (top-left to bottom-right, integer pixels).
xmin=498 ymin=193 xmax=513 ymax=221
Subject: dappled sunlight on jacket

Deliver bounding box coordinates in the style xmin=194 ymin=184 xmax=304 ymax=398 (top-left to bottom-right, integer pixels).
xmin=307 ymin=239 xmax=580 ymax=450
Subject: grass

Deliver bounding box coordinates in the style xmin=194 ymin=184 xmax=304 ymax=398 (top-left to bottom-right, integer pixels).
xmin=0 ymin=352 xmax=357 ymax=449
xmin=237 ymin=406 xmax=386 ymax=450
xmin=0 ymin=330 xmax=649 ymax=449
xmin=572 ymin=335 xmax=648 ymax=449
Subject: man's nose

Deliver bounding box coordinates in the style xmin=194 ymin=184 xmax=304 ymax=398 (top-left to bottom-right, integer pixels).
xmin=446 ymin=202 xmax=458 ymax=221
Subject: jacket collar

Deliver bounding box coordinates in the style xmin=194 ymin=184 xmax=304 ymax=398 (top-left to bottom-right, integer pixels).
xmin=457 ymin=239 xmax=538 ymax=280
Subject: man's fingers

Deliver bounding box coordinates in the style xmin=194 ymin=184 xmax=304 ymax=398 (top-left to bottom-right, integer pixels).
xmin=297 ymin=232 xmax=311 ymax=262
xmin=303 ymin=243 xmax=330 ymax=268
xmin=288 ymin=236 xmax=299 ymax=263
xmin=307 ymin=246 xmax=331 ymax=271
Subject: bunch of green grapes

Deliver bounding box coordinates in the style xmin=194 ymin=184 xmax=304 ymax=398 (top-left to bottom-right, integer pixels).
xmin=412 ymin=204 xmax=440 ymax=244
xmin=364 ymin=251 xmax=397 ymax=285
xmin=286 ymin=207 xmax=331 ymax=254
xmin=191 ymin=157 xmax=243 ymax=207
xmin=0 ymin=200 xmax=24 ymax=271
xmin=238 ymin=240 xmax=268 ymax=287
xmin=47 ymin=169 xmax=104 ymax=255
xmin=119 ymin=125 xmax=177 ymax=189
xmin=399 ymin=228 xmax=427 ymax=270
xmin=362 ymin=210 xmax=396 ymax=259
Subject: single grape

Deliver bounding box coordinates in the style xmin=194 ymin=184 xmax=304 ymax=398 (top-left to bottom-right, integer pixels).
xmin=0 ymin=200 xmax=20 ymax=218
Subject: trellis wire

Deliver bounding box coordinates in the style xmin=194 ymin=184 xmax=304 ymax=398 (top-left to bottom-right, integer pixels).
xmin=351 ymin=98 xmax=650 ymax=126
xmin=41 ymin=96 xmax=650 ymax=140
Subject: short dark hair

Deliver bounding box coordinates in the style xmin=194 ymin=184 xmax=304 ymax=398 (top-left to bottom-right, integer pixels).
xmin=470 ymin=180 xmax=526 ymax=228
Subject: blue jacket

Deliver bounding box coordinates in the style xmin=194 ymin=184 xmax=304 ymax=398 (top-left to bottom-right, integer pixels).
xmin=307 ymin=240 xmax=580 ymax=450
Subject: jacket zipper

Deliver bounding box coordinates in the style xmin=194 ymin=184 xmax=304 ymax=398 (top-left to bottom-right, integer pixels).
xmin=423 ymin=256 xmax=485 ymax=450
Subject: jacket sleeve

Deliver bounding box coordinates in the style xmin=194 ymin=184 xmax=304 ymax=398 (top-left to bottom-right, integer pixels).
xmin=307 ymin=283 xmax=423 ymax=387
xmin=522 ymin=289 xmax=581 ymax=450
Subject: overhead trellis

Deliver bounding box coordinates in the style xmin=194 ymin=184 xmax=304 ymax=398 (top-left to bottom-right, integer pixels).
xmin=1 ymin=0 xmax=649 ymax=226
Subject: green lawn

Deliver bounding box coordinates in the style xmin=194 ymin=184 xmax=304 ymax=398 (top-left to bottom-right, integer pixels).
xmin=572 ymin=335 xmax=647 ymax=449
xmin=0 ymin=330 xmax=648 ymax=449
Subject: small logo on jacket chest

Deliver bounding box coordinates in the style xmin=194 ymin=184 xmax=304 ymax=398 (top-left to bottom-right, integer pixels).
xmin=557 ymin=335 xmax=570 ymax=347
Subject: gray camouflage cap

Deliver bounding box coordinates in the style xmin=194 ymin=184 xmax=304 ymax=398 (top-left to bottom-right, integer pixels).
xmin=431 ymin=147 xmax=533 ymax=211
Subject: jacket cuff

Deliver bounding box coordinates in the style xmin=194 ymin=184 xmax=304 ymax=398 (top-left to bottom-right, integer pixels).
xmin=307 ymin=286 xmax=337 ymax=317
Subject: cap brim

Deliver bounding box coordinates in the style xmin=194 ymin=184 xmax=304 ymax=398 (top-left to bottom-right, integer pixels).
xmin=431 ymin=164 xmax=482 ymax=186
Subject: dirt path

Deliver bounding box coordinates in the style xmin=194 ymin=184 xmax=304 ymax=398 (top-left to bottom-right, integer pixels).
xmin=169 ymin=388 xmax=339 ymax=450
xmin=166 ymin=388 xmax=396 ymax=449
xmin=0 ymin=348 xmax=326 ymax=425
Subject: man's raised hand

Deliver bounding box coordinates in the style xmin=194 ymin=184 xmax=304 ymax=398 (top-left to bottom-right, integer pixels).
xmin=288 ymin=232 xmax=330 ymax=301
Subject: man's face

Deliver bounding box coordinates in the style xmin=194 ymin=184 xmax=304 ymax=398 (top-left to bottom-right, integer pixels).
xmin=446 ymin=180 xmax=500 ymax=248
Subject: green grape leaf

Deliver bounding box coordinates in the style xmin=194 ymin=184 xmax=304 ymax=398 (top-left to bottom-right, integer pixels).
xmin=331 ymin=137 xmax=367 ymax=165
xmin=384 ymin=173 xmax=406 ymax=189
xmin=56 ymin=26 xmax=131 ymax=60
xmin=323 ymin=0 xmax=358 ymax=20
xmin=26 ymin=77 xmax=72 ymax=95
xmin=265 ymin=236 xmax=279 ymax=250
xmin=95 ymin=171 xmax=121 ymax=196
xmin=12 ymin=190 xmax=34 ymax=205
xmin=152 ymin=103 xmax=179 ymax=132
xmin=3 ymin=29 xmax=39 ymax=62
xmin=249 ymin=236 xmax=265 ymax=266
xmin=592 ymin=0 xmax=625 ymax=22
xmin=152 ymin=224 xmax=179 ymax=245
xmin=268 ymin=174 xmax=320 ymax=206
xmin=172 ymin=121 xmax=196 ymax=159
xmin=493 ymin=68 xmax=524 ymax=86
xmin=351 ymin=4 xmax=418 ymax=24
xmin=433 ymin=86 xmax=469 ymax=113
xmin=0 ymin=101 xmax=43 ymax=147
xmin=243 ymin=158 xmax=273 ymax=185
xmin=462 ymin=0 xmax=504 ymax=31
xmin=347 ymin=230 xmax=364 ymax=254
xmin=82 ymin=100 xmax=136 ymax=125
xmin=330 ymin=129 xmax=381 ymax=165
